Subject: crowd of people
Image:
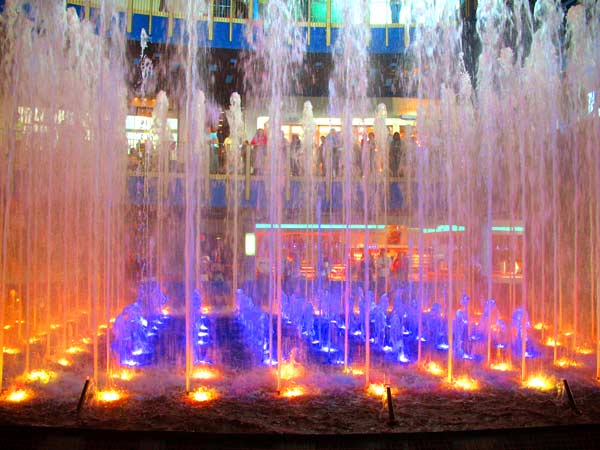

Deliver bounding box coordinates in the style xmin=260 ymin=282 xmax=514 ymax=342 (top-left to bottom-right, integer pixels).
xmin=128 ymin=124 xmax=409 ymax=178
xmin=208 ymin=126 xmax=409 ymax=177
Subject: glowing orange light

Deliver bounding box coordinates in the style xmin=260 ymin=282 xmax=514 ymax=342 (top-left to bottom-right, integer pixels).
xmin=189 ymin=387 xmax=218 ymax=402
xmin=3 ymin=347 xmax=20 ymax=355
xmin=328 ymin=264 xmax=346 ymax=281
xmin=81 ymin=337 xmax=92 ymax=344
xmin=99 ymin=324 xmax=108 ymax=330
xmin=24 ymin=369 xmax=56 ymax=384
xmin=344 ymin=367 xmax=364 ymax=376
xmin=4 ymin=389 xmax=31 ymax=403
xmin=49 ymin=323 xmax=61 ymax=330
xmin=451 ymin=376 xmax=479 ymax=391
xmin=201 ymin=306 xmax=210 ymax=314
xmin=555 ymin=357 xmax=579 ymax=368
xmin=279 ymin=361 xmax=304 ymax=381
xmin=490 ymin=362 xmax=512 ymax=372
xmin=544 ymin=337 xmax=561 ymax=347
xmin=66 ymin=346 xmax=85 ymax=354
xmin=533 ymin=322 xmax=546 ymax=331
xmin=281 ymin=386 xmax=305 ymax=398
xmin=28 ymin=337 xmax=40 ymax=344
xmin=111 ymin=369 xmax=136 ymax=381
xmin=424 ymin=361 xmax=445 ymax=377
xmin=367 ymin=383 xmax=387 ymax=397
xmin=523 ymin=375 xmax=556 ymax=391
xmin=96 ymin=389 xmax=124 ymax=403
xmin=576 ymin=346 xmax=593 ymax=355
xmin=191 ymin=367 xmax=219 ymax=381
xmin=161 ymin=307 xmax=170 ymax=316
xmin=3 ymin=324 xmax=11 ymax=330
xmin=56 ymin=358 xmax=71 ymax=367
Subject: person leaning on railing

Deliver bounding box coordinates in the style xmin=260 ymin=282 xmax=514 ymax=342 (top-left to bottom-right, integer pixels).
xmin=251 ymin=128 xmax=267 ymax=175
xmin=389 ymin=131 xmax=402 ymax=177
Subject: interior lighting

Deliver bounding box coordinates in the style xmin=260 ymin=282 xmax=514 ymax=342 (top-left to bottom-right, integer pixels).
xmin=255 ymin=223 xmax=386 ymax=230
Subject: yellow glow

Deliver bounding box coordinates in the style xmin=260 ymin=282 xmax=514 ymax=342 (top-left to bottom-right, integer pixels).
xmin=96 ymin=389 xmax=124 ymax=403
xmin=344 ymin=367 xmax=364 ymax=376
xmin=3 ymin=324 xmax=11 ymax=330
xmin=523 ymin=375 xmax=556 ymax=391
xmin=281 ymin=386 xmax=306 ymax=398
xmin=109 ymin=317 xmax=116 ymax=324
xmin=533 ymin=322 xmax=546 ymax=331
xmin=191 ymin=367 xmax=220 ymax=381
xmin=424 ymin=361 xmax=445 ymax=377
xmin=563 ymin=331 xmax=573 ymax=337
xmin=201 ymin=306 xmax=210 ymax=314
xmin=111 ymin=369 xmax=136 ymax=381
xmin=99 ymin=324 xmax=108 ymax=330
xmin=82 ymin=337 xmax=92 ymax=344
xmin=5 ymin=389 xmax=31 ymax=403
xmin=66 ymin=345 xmax=85 ymax=354
xmin=576 ymin=346 xmax=593 ymax=355
xmin=3 ymin=347 xmax=20 ymax=355
xmin=367 ymin=383 xmax=387 ymax=397
xmin=161 ymin=307 xmax=170 ymax=316
xmin=49 ymin=323 xmax=61 ymax=330
xmin=28 ymin=336 xmax=40 ymax=344
xmin=555 ymin=357 xmax=579 ymax=368
xmin=544 ymin=337 xmax=561 ymax=347
xmin=490 ymin=362 xmax=512 ymax=372
xmin=279 ymin=361 xmax=304 ymax=381
xmin=452 ymin=376 xmax=479 ymax=391
xmin=189 ymin=387 xmax=218 ymax=402
xmin=57 ymin=358 xmax=72 ymax=367
xmin=24 ymin=369 xmax=56 ymax=384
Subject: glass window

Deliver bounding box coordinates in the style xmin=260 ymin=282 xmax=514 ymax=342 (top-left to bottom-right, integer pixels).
xmin=369 ymin=0 xmax=391 ymax=24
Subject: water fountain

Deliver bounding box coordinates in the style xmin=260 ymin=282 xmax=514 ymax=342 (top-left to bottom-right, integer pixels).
xmin=0 ymin=0 xmax=600 ymax=436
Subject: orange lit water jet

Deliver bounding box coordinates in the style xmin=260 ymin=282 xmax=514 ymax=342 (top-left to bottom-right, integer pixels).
xmin=544 ymin=337 xmax=562 ymax=347
xmin=279 ymin=361 xmax=304 ymax=380
xmin=96 ymin=389 xmax=125 ymax=403
xmin=4 ymin=389 xmax=32 ymax=403
xmin=423 ymin=361 xmax=445 ymax=377
xmin=111 ymin=369 xmax=136 ymax=381
xmin=189 ymin=387 xmax=218 ymax=402
xmin=555 ymin=358 xmax=579 ymax=368
xmin=191 ymin=367 xmax=220 ymax=380
xmin=65 ymin=345 xmax=85 ymax=354
xmin=367 ymin=383 xmax=387 ymax=397
xmin=56 ymin=358 xmax=72 ymax=367
xmin=576 ymin=346 xmax=593 ymax=355
xmin=523 ymin=375 xmax=556 ymax=391
xmin=3 ymin=347 xmax=20 ymax=355
xmin=281 ymin=385 xmax=306 ymax=398
xmin=490 ymin=362 xmax=512 ymax=372
xmin=450 ymin=376 xmax=479 ymax=391
xmin=24 ymin=369 xmax=56 ymax=384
